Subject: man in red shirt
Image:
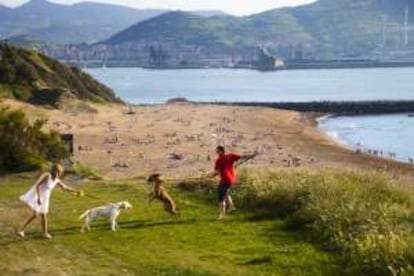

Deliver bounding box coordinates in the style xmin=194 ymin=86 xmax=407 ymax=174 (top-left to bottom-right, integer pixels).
xmin=211 ymin=146 xmax=257 ymax=220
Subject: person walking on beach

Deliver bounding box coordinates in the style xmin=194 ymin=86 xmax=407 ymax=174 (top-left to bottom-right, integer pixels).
xmin=17 ymin=163 xmax=82 ymax=239
xmin=210 ymin=146 xmax=257 ymax=220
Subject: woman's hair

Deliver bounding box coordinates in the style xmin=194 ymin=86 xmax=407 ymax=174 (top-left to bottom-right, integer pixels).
xmin=51 ymin=163 xmax=64 ymax=179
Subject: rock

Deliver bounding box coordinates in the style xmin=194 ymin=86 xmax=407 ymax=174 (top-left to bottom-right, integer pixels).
xmin=166 ymin=97 xmax=191 ymax=104
xmin=29 ymin=87 xmax=76 ymax=108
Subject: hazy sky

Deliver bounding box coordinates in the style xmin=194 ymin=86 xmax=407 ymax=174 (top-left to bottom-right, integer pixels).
xmin=0 ymin=0 xmax=318 ymax=15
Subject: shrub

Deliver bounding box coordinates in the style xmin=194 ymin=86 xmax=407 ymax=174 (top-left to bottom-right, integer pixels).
xmin=180 ymin=168 xmax=414 ymax=275
xmin=0 ymin=62 xmax=16 ymax=83
xmin=0 ymin=107 xmax=69 ymax=173
xmin=9 ymin=85 xmax=32 ymax=101
xmin=71 ymin=162 xmax=101 ymax=180
xmin=14 ymin=59 xmax=39 ymax=84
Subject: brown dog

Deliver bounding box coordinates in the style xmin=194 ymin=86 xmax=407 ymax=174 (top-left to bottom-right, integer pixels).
xmin=147 ymin=174 xmax=178 ymax=215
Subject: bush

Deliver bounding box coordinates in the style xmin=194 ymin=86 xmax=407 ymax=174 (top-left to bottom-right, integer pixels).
xmin=179 ymin=168 xmax=414 ymax=275
xmin=0 ymin=107 xmax=69 ymax=173
xmin=0 ymin=62 xmax=16 ymax=83
xmin=14 ymin=59 xmax=39 ymax=84
xmin=71 ymin=162 xmax=101 ymax=180
xmin=9 ymin=85 xmax=32 ymax=101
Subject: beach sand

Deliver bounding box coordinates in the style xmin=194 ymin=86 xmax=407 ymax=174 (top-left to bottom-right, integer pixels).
xmin=3 ymin=99 xmax=414 ymax=185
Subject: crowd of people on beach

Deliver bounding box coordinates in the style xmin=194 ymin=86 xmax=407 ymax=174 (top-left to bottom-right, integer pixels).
xmin=355 ymin=143 xmax=414 ymax=165
xmin=50 ymin=106 xmax=317 ymax=178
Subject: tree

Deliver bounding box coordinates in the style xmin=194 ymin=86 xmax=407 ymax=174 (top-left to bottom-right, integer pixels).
xmin=0 ymin=107 xmax=69 ymax=173
xmin=0 ymin=62 xmax=16 ymax=83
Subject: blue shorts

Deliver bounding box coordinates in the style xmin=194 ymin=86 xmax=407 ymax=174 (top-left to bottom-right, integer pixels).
xmin=217 ymin=184 xmax=231 ymax=202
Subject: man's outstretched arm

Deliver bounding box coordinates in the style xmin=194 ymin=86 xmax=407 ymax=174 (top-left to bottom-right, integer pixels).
xmin=240 ymin=150 xmax=259 ymax=161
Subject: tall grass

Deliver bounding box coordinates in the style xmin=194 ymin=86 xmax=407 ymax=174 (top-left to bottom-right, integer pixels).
xmin=180 ymin=169 xmax=414 ymax=275
xmin=71 ymin=161 xmax=101 ymax=180
xmin=238 ymin=169 xmax=413 ymax=275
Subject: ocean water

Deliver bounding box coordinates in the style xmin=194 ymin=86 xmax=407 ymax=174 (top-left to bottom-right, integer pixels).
xmin=86 ymin=67 xmax=414 ymax=163
xmin=318 ymin=114 xmax=414 ymax=163
xmin=86 ymin=67 xmax=414 ymax=104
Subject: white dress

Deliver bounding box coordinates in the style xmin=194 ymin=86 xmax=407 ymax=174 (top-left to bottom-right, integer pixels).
xmin=20 ymin=174 xmax=60 ymax=214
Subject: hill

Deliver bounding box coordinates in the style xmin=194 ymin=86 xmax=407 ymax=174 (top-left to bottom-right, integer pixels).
xmin=0 ymin=42 xmax=121 ymax=106
xmin=0 ymin=0 xmax=166 ymax=44
xmin=0 ymin=169 xmax=412 ymax=274
xmin=5 ymin=34 xmax=47 ymax=48
xmin=103 ymin=0 xmax=414 ymax=60
xmin=191 ymin=10 xmax=229 ymax=17
xmin=0 ymin=0 xmax=229 ymax=45
xmin=106 ymin=11 xmax=245 ymax=55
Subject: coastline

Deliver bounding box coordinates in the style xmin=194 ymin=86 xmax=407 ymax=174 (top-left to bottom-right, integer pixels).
xmin=317 ymin=112 xmax=414 ymax=165
xmin=200 ymin=100 xmax=414 ymax=168
xmin=80 ymin=61 xmax=414 ymax=71
xmin=316 ymin=114 xmax=356 ymax=151
xmin=2 ymin=99 xmax=414 ymax=186
xmin=204 ymin=100 xmax=414 ymax=115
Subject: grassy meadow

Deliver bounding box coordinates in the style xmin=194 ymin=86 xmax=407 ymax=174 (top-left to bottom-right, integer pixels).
xmin=0 ymin=168 xmax=413 ymax=275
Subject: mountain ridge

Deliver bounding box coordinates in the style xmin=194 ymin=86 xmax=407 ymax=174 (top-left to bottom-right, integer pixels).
xmin=102 ymin=0 xmax=414 ymax=60
xmin=0 ymin=0 xmax=166 ymax=44
xmin=0 ymin=0 xmax=229 ymax=44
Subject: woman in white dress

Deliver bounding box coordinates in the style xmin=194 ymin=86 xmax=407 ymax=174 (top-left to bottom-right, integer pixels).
xmin=17 ymin=163 xmax=81 ymax=239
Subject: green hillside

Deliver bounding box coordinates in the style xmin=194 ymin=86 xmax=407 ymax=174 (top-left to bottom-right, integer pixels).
xmin=106 ymin=12 xmax=248 ymax=55
xmin=105 ymin=0 xmax=413 ymax=58
xmin=0 ymin=169 xmax=412 ymax=275
xmin=0 ymin=42 xmax=121 ymax=106
xmin=0 ymin=0 xmax=228 ymax=45
xmin=0 ymin=0 xmax=166 ymax=44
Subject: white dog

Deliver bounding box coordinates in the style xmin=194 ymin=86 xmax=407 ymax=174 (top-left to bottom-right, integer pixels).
xmin=79 ymin=201 xmax=132 ymax=232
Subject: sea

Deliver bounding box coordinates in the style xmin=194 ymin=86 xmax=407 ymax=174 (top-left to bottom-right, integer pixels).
xmin=86 ymin=67 xmax=414 ymax=163
xmin=318 ymin=114 xmax=414 ymax=163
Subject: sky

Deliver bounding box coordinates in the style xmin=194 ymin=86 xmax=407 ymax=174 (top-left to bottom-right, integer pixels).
xmin=0 ymin=0 xmax=318 ymax=16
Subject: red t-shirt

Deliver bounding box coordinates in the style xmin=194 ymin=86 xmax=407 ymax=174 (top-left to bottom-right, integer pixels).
xmin=215 ymin=153 xmax=241 ymax=186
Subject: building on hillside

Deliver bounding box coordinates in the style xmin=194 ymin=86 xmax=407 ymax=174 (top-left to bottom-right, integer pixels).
xmin=256 ymin=46 xmax=285 ymax=71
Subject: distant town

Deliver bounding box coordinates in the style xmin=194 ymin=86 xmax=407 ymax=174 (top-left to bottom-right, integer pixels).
xmin=3 ymin=1 xmax=414 ymax=71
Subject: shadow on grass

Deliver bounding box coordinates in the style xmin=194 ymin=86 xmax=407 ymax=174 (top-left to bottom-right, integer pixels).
xmin=51 ymin=218 xmax=200 ymax=235
xmin=1 ymin=216 xmax=221 ymax=242
xmin=119 ymin=218 xmax=198 ymax=230
xmin=0 ymin=234 xmax=23 ymax=246
xmin=242 ymin=256 xmax=273 ymax=266
xmin=0 ymin=232 xmax=60 ymax=245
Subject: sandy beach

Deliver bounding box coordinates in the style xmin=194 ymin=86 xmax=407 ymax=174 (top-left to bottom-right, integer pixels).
xmin=3 ymin=99 xmax=414 ymax=185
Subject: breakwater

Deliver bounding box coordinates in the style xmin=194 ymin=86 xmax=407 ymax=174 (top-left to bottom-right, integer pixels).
xmin=204 ymin=100 xmax=414 ymax=115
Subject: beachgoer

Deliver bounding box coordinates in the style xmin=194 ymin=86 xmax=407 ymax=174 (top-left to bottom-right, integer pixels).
xmin=17 ymin=164 xmax=82 ymax=239
xmin=210 ymin=146 xmax=257 ymax=220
